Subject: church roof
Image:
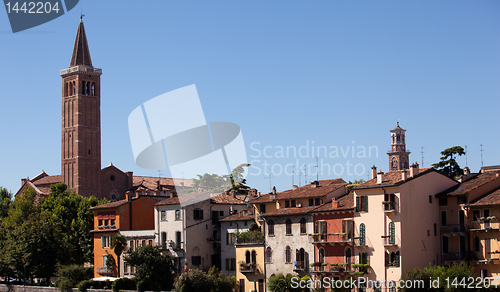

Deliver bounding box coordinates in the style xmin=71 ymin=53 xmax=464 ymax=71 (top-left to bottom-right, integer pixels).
xmin=390 ymin=122 xmax=406 ymax=132
xmin=70 ymin=20 xmax=92 ymax=67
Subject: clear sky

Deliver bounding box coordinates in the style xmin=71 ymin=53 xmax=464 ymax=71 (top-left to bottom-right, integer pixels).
xmin=1 ymin=0 xmax=499 ymax=195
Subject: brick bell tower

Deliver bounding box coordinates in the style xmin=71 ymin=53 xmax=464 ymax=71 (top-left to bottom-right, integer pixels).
xmin=60 ymin=18 xmax=102 ymax=197
xmin=387 ymin=122 xmax=410 ymax=171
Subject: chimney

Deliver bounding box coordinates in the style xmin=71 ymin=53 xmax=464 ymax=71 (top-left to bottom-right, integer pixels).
xmin=463 ymin=167 xmax=470 ymax=175
xmin=126 ymin=191 xmax=132 ymax=201
xmin=293 ymin=185 xmax=298 ymax=190
xmin=311 ymin=181 xmax=319 ymax=188
xmin=377 ymin=171 xmax=384 ymax=184
xmin=125 ymin=171 xmax=133 ymax=189
xmin=371 ymin=166 xmax=377 ymax=180
xmin=410 ymin=163 xmax=419 ymax=177
xmin=21 ymin=178 xmax=27 ymax=184
xmin=332 ymin=198 xmax=340 ymax=209
xmin=401 ymin=170 xmax=407 ymax=181
xmin=270 ymin=186 xmax=277 ymax=200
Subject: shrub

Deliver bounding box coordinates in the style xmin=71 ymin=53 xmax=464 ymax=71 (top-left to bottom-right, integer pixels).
xmin=112 ymin=278 xmax=137 ymax=292
xmin=55 ymin=265 xmax=94 ymax=291
xmin=78 ymin=280 xmax=94 ymax=292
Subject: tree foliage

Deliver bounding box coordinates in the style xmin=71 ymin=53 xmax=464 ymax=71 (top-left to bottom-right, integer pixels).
xmin=173 ymin=267 xmax=236 ymax=292
xmin=124 ymin=245 xmax=176 ymax=291
xmin=188 ymin=163 xmax=251 ymax=193
xmin=0 ymin=187 xmax=12 ymax=219
xmin=432 ymin=146 xmax=466 ymax=178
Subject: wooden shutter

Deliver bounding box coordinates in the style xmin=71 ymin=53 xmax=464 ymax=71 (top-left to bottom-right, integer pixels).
xmin=385 ymin=251 xmax=389 ymax=267
xmin=226 ymin=233 xmax=230 ymax=245
xmin=200 ymin=209 xmax=204 ymax=220
xmin=360 ymin=223 xmax=365 ymax=246
xmin=226 ymin=258 xmax=230 ymax=271
xmin=395 ymin=251 xmax=400 ymax=267
xmin=389 ymin=222 xmax=395 ymax=244
xmin=362 ymin=196 xmax=368 ymax=212
xmin=356 ymin=196 xmax=359 ymax=211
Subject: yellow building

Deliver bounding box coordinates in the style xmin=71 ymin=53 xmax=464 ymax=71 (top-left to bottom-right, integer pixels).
xmin=235 ymin=239 xmax=265 ymax=292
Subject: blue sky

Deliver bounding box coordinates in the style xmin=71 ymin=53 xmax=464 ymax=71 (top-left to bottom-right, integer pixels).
xmin=1 ymin=0 xmax=499 ymax=195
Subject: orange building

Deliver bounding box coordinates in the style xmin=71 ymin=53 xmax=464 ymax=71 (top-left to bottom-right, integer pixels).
xmin=90 ymin=190 xmax=168 ymax=278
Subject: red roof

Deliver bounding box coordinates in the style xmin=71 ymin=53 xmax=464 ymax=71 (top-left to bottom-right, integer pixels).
xmin=310 ymin=193 xmax=355 ymax=213
xmin=353 ymin=167 xmax=434 ymax=189
xmin=155 ymin=196 xmax=180 ymax=206
xmin=250 ymin=179 xmax=346 ymax=204
xmin=70 ymin=20 xmax=92 ymax=67
xmin=448 ymin=171 xmax=500 ymax=196
xmin=220 ymin=207 xmax=255 ymax=222
xmin=469 ymin=188 xmax=500 ymax=207
xmin=261 ymin=206 xmax=318 ymax=217
xmin=210 ymin=193 xmax=246 ymax=205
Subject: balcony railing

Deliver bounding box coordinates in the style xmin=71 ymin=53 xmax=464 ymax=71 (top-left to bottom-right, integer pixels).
xmin=382 ymin=236 xmax=400 ymax=247
xmin=96 ymin=267 xmax=113 ymax=276
xmin=440 ymin=224 xmax=466 ymax=234
xmin=442 ymin=252 xmax=466 ymax=261
xmin=240 ymin=263 xmax=261 ymax=273
xmin=235 ymin=238 xmax=265 ymax=245
xmin=383 ymin=201 xmax=396 ymax=212
xmin=310 ymin=234 xmax=352 ymax=244
xmin=294 ymin=261 xmax=307 ymax=271
xmin=311 ymin=264 xmax=351 ymax=273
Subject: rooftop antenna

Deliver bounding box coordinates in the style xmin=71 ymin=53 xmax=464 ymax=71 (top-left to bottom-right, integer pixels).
xmin=480 ymin=144 xmax=484 ymax=167
xmin=303 ymin=165 xmax=307 ymax=184
xmin=264 ymin=169 xmax=274 ymax=192
xmin=315 ymin=156 xmax=319 ymax=182
xmin=291 ymin=165 xmax=295 ymax=187
xmin=421 ymin=147 xmax=424 ymax=167
xmin=298 ymin=169 xmax=302 ymax=187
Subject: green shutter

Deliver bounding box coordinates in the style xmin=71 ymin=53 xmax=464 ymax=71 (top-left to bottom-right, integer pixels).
xmin=389 ymin=222 xmax=395 ymax=244
xmin=226 ymin=258 xmax=230 ymax=271
xmin=395 ymin=251 xmax=400 ymax=267
xmin=360 ymin=223 xmax=366 ymax=246
xmin=385 ymin=251 xmax=389 ymax=267
xmin=363 ymin=196 xmax=368 ymax=212
xmin=356 ymin=196 xmax=359 ymax=211
xmin=232 ymin=258 xmax=236 ymax=271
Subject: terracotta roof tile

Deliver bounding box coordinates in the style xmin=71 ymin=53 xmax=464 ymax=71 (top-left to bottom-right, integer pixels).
xmin=32 ymin=175 xmax=63 ymax=185
xmin=261 ymin=206 xmax=318 ymax=217
xmin=90 ymin=199 xmax=129 ymax=209
xmin=311 ymin=193 xmax=355 ymax=213
xmin=155 ymin=196 xmax=180 ymax=206
xmin=210 ymin=193 xmax=246 ymax=205
xmin=448 ymin=171 xmax=500 ymax=196
xmin=353 ymin=167 xmax=434 ymax=189
xmin=220 ymin=207 xmax=255 ymax=222
xmin=469 ymin=188 xmax=500 ymax=207
xmin=250 ymin=180 xmax=347 ymax=204
xmin=132 ymin=176 xmax=192 ymax=191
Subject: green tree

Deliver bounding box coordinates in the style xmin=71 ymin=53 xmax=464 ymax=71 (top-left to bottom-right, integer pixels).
xmin=432 ymin=146 xmax=466 ymax=178
xmin=40 ymin=182 xmax=104 ymax=264
xmin=267 ymin=273 xmax=288 ymax=292
xmin=123 ymin=245 xmax=175 ymax=291
xmin=188 ymin=164 xmax=251 ymax=193
xmin=0 ymin=187 xmax=12 ymax=219
xmin=110 ymin=234 xmax=127 ymax=276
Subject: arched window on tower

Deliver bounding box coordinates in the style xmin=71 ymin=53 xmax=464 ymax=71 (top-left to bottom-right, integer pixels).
xmin=91 ymin=82 xmax=95 ymax=96
xmin=82 ymin=81 xmax=86 ymax=95
xmin=72 ymin=81 xmax=75 ymax=96
xmin=86 ymin=81 xmax=90 ymax=95
xmin=392 ymin=158 xmax=398 ymax=170
xmin=396 ymin=134 xmax=401 ymax=143
xmin=64 ymin=82 xmax=68 ymax=97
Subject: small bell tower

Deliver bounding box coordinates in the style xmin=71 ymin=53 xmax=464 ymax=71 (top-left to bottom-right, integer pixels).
xmin=387 ymin=122 xmax=410 ymax=171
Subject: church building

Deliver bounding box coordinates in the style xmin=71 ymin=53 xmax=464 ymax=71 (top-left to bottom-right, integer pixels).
xmin=15 ymin=19 xmax=190 ymax=201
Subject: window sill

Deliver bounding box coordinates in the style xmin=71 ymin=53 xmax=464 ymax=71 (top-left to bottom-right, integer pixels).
xmin=268 ymin=235 xmax=275 ymax=237
xmin=300 ymin=233 xmax=307 ymax=236
xmin=285 ymin=234 xmax=293 ymax=236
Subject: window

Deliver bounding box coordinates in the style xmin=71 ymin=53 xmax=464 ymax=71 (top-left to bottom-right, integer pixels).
xmin=285 ymin=246 xmax=291 ymax=263
xmin=175 ymin=210 xmax=181 ymax=221
xmin=345 ymin=247 xmax=352 ymax=264
xmin=359 ymin=223 xmax=366 ymax=246
xmin=226 ymin=232 xmax=234 ymax=245
xmin=343 ymin=220 xmax=353 ymax=239
xmin=429 ymin=195 xmax=432 ymax=203
xmin=441 ymin=211 xmax=447 ymax=226
xmin=175 ymin=231 xmax=182 ymax=249
xmin=219 ymin=211 xmax=224 ymax=217
xmin=309 ymin=199 xmax=314 ymax=206
xmin=110 ymin=219 xmax=115 ymax=226
xmin=291 ymin=200 xmax=296 ymax=207
xmin=193 ymin=208 xmax=203 ymax=220
xmin=286 ymin=219 xmax=292 ymax=235
xmin=98 ymin=219 xmax=103 ymax=226
xmin=226 ymin=258 xmax=236 ymax=271
xmin=161 ymin=232 xmax=167 ymax=249
xmin=161 ymin=211 xmax=166 ymax=221
xmin=319 ymin=247 xmax=325 ymax=263
xmin=389 ymin=281 xmax=397 ymax=292
xmin=245 ymin=251 xmax=251 ymax=263
xmin=385 ymin=251 xmax=399 ymax=267
xmin=434 ymin=223 xmax=437 ymax=236
xmin=251 ymin=250 xmax=257 ymax=263
xmin=357 ymin=196 xmax=368 ymax=212
xmin=268 ymin=220 xmax=275 ymax=236
xmin=475 ymin=236 xmax=480 ymax=252
xmin=484 ymin=209 xmax=491 ymax=218
xmin=315 ymin=198 xmax=321 ymax=206
xmin=192 ymin=256 xmax=201 ymax=265
xmin=300 ymin=218 xmax=307 ymax=234
xmin=285 ymin=201 xmax=290 ymax=208
xmin=101 ymin=235 xmax=111 ymax=248
xmin=443 ymin=236 xmax=449 ymax=253
xmin=457 ymin=197 xmax=467 ymax=205
xmin=260 ymin=204 xmax=266 ymax=214
xmin=129 ymin=240 xmax=134 ymax=252
xmin=473 ymin=210 xmax=481 ymax=222
xmin=439 ymin=198 xmax=448 ymax=206
xmin=266 ymin=247 xmax=272 ymax=263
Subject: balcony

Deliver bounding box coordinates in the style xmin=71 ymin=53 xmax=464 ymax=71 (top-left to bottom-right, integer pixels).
xmin=440 ymin=224 xmax=466 ymax=234
xmin=310 ymin=263 xmax=351 ymax=274
xmin=382 ymin=236 xmax=400 ymax=247
xmin=470 ymin=220 xmax=500 ymax=232
xmin=239 ymin=263 xmax=261 ymax=274
xmin=235 ymin=238 xmax=265 ymax=245
xmin=293 ymin=261 xmax=307 ymax=271
xmin=442 ymin=252 xmax=466 ymax=262
xmin=382 ymin=201 xmax=396 ymax=213
xmin=96 ymin=267 xmax=113 ymax=276
xmin=309 ymin=234 xmax=352 ymax=245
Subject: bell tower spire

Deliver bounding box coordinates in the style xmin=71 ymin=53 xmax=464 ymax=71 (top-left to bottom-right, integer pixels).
xmin=387 ymin=122 xmax=410 ymax=171
xmin=60 ymin=20 xmax=102 ymax=197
